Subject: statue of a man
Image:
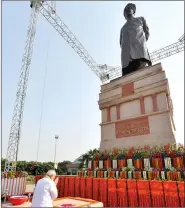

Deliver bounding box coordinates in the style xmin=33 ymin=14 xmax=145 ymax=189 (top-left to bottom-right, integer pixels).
xmin=120 ymin=3 xmax=152 ymax=76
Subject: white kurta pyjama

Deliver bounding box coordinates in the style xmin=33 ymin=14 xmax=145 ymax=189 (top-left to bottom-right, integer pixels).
xmin=31 ymin=177 xmax=58 ymax=207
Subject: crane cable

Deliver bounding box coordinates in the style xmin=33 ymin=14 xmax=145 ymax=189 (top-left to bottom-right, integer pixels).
xmin=36 ymin=36 xmax=51 ymax=162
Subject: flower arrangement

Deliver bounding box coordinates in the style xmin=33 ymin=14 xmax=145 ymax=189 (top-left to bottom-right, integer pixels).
xmin=95 ymin=150 xmax=111 ymax=161
xmin=93 ymin=152 xmax=100 ymax=161
xmin=117 ymin=152 xmax=125 ymax=160
xmin=124 ymin=166 xmax=135 ymax=172
xmin=127 ymin=147 xmax=135 ymax=158
xmin=87 ymin=168 xmax=93 ymax=171
xmin=90 ymin=143 xmax=184 ymax=162
xmin=82 ymin=143 xmax=185 ymax=177
xmin=103 ymin=150 xmax=112 ymax=160
xmin=98 ymin=151 xmax=104 ymax=160
xmin=111 ymin=148 xmax=119 ymax=160
xmin=133 ymin=152 xmax=143 ymax=160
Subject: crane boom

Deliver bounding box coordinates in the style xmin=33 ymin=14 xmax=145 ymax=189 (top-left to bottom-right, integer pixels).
xmin=150 ymin=39 xmax=184 ymax=62
xmin=39 ymin=1 xmax=104 ymax=80
xmin=104 ymin=37 xmax=184 ymax=81
xmin=40 ymin=1 xmax=184 ymax=82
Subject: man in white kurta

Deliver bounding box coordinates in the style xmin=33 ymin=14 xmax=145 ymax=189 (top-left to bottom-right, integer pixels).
xmin=31 ymin=170 xmax=58 ymax=207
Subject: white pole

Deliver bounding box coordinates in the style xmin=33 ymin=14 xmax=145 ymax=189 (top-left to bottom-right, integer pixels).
xmin=54 ymin=135 xmax=59 ymax=168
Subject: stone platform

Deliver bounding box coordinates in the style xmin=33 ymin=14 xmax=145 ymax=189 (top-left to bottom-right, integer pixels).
xmin=98 ymin=63 xmax=176 ymax=150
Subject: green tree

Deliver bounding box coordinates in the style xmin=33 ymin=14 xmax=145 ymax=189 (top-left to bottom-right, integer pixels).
xmin=1 ymin=159 xmax=72 ymax=176
xmin=78 ymin=148 xmax=99 ymax=170
xmin=57 ymin=161 xmax=71 ymax=175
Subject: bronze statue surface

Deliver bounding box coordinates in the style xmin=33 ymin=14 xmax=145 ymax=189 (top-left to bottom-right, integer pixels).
xmin=120 ymin=3 xmax=152 ymax=76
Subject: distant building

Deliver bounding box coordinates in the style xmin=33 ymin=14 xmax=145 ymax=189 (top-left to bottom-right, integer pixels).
xmin=66 ymin=155 xmax=83 ymax=175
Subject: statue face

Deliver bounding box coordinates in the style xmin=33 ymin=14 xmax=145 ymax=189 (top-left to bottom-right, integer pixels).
xmin=124 ymin=5 xmax=134 ymax=19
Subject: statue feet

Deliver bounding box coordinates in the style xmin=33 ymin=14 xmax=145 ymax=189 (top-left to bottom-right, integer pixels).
xmin=122 ymin=59 xmax=150 ymax=76
xmin=138 ymin=61 xmax=147 ymax=69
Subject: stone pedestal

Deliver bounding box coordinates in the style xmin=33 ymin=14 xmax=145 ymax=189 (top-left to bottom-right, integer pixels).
xmin=98 ymin=63 xmax=176 ymax=150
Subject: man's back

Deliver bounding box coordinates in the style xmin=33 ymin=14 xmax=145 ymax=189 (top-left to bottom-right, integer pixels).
xmin=32 ymin=177 xmax=58 ymax=207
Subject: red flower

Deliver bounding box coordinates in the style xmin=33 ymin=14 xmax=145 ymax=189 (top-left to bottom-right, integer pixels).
xmin=94 ymin=153 xmax=99 ymax=160
xmin=113 ymin=148 xmax=119 ymax=156
xmin=144 ymin=145 xmax=150 ymax=151
xmin=164 ymin=143 xmax=171 ymax=152
xmin=127 ymin=147 xmax=135 ymax=158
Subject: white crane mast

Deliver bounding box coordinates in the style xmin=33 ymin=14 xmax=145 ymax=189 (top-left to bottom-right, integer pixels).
xmin=4 ymin=1 xmax=184 ymax=171
xmin=4 ymin=1 xmax=40 ymax=172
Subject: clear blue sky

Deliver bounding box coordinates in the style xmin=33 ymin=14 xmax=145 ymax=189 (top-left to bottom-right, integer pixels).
xmin=2 ymin=1 xmax=184 ymax=162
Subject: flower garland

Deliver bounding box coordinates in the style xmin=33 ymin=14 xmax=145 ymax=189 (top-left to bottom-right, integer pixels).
xmin=93 ymin=143 xmax=185 ymax=161
xmin=80 ymin=143 xmax=185 ymax=181
xmin=78 ymin=168 xmax=184 ymax=181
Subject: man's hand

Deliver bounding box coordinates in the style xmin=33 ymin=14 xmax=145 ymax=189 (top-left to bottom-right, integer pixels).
xmin=54 ymin=177 xmax=59 ymax=185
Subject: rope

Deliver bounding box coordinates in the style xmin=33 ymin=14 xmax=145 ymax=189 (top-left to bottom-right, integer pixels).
xmin=36 ymin=36 xmax=51 ymax=162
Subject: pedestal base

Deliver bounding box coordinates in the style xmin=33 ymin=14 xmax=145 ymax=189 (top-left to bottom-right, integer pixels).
xmin=98 ymin=63 xmax=176 ymax=150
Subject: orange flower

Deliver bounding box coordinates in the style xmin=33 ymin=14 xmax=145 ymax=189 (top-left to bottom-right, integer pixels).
xmin=144 ymin=145 xmax=150 ymax=151
xmin=127 ymin=147 xmax=135 ymax=158
xmin=113 ymin=148 xmax=119 ymax=156
xmin=164 ymin=143 xmax=171 ymax=152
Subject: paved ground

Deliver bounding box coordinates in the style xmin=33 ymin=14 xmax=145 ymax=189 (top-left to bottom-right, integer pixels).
xmin=26 ymin=184 xmax=35 ymax=192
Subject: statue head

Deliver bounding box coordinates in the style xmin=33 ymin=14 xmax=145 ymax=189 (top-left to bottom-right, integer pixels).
xmin=123 ymin=3 xmax=136 ymax=19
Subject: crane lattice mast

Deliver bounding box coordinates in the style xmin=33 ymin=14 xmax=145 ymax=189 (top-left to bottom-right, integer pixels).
xmin=4 ymin=1 xmax=184 ymax=172
xmin=4 ymin=1 xmax=40 ymax=172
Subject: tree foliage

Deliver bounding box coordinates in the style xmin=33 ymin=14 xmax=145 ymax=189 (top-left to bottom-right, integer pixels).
xmin=1 ymin=158 xmax=72 ymax=176
xmin=78 ymin=148 xmax=99 ymax=170
xmin=1 ymin=148 xmax=100 ymax=175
